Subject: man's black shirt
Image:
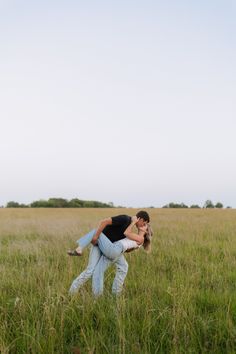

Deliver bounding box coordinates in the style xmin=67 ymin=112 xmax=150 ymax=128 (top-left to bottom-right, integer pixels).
xmin=102 ymin=215 xmax=132 ymax=243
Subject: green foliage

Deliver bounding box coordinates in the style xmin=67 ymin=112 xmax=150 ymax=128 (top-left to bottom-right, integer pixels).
xmin=204 ymin=200 xmax=215 ymax=208
xmin=162 ymin=201 xmax=226 ymax=209
xmin=67 ymin=198 xmax=84 ymax=208
xmin=6 ymin=201 xmax=28 ymax=208
xmin=30 ymin=200 xmax=52 ymax=208
xmin=163 ymin=202 xmax=189 ymax=208
xmin=6 ymin=201 xmax=20 ymax=207
xmin=6 ymin=198 xmax=114 ymax=208
xmin=48 ymin=198 xmax=69 ymax=208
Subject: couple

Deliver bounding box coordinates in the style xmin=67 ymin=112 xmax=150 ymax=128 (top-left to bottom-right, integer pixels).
xmin=68 ymin=210 xmax=152 ymax=296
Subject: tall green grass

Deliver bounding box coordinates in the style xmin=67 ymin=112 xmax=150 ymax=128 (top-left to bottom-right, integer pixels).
xmin=0 ymin=208 xmax=236 ymax=353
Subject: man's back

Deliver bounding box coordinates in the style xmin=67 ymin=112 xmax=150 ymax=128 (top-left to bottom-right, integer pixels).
xmin=102 ymin=215 xmax=132 ymax=242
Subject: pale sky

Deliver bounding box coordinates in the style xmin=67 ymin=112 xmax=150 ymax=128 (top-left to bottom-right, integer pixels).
xmin=1 ymin=0 xmax=236 ymax=208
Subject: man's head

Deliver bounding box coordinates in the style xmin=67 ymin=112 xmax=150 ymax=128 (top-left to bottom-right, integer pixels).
xmin=135 ymin=210 xmax=150 ymax=228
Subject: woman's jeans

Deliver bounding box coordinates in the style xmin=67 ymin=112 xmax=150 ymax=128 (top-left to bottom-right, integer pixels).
xmin=77 ymin=229 xmax=125 ymax=260
xmin=69 ymin=245 xmax=128 ymax=296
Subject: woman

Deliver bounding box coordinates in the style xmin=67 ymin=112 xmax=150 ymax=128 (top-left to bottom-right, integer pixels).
xmin=68 ymin=217 xmax=149 ymax=260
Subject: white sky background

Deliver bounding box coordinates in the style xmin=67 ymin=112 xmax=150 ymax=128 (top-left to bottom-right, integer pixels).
xmin=0 ymin=0 xmax=236 ymax=207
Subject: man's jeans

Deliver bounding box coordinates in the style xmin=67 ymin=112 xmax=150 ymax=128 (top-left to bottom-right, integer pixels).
xmin=77 ymin=229 xmax=124 ymax=260
xmin=92 ymin=253 xmax=128 ymax=296
xmin=69 ymin=245 xmax=128 ymax=296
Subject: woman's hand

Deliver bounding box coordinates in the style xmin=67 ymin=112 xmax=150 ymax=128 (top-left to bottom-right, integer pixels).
xmin=138 ymin=225 xmax=148 ymax=234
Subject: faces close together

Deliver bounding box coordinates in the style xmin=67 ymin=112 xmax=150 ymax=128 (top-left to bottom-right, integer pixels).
xmin=136 ymin=218 xmax=148 ymax=228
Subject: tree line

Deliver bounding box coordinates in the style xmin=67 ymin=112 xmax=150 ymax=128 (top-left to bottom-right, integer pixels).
xmin=3 ymin=198 xmax=231 ymax=209
xmin=162 ymin=200 xmax=230 ymax=209
xmin=5 ymin=198 xmax=114 ymax=208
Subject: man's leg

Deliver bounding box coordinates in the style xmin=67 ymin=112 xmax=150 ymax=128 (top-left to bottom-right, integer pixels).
xmin=69 ymin=245 xmax=101 ymax=294
xmin=92 ymin=255 xmax=112 ymax=297
xmin=112 ymin=254 xmax=129 ymax=295
xmin=92 ymin=254 xmax=129 ymax=297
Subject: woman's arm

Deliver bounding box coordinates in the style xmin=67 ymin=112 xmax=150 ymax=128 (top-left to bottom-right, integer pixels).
xmin=124 ymin=221 xmax=146 ymax=244
xmin=124 ymin=231 xmax=144 ymax=244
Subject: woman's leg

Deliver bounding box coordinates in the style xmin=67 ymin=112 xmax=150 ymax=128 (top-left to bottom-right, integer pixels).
xmin=69 ymin=245 xmax=101 ymax=294
xmin=97 ymin=234 xmax=124 ymax=260
xmin=76 ymin=229 xmax=96 ymax=250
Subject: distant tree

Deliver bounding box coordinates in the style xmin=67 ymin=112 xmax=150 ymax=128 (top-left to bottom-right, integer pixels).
xmin=6 ymin=201 xmax=20 ymax=208
xmin=226 ymin=206 xmax=232 ymax=209
xmin=83 ymin=200 xmax=112 ymax=208
xmin=6 ymin=201 xmax=28 ymax=208
xmin=162 ymin=202 xmax=188 ymax=208
xmin=10 ymin=198 xmax=114 ymax=208
xmin=48 ymin=198 xmax=69 ymax=208
xmin=31 ymin=200 xmax=50 ymax=208
xmin=180 ymin=203 xmax=188 ymax=208
xmin=204 ymin=200 xmax=214 ymax=208
xmin=68 ymin=198 xmax=84 ymax=208
xmin=190 ymin=204 xmax=201 ymax=208
xmin=215 ymin=202 xmax=223 ymax=208
xmin=162 ymin=203 xmax=170 ymax=208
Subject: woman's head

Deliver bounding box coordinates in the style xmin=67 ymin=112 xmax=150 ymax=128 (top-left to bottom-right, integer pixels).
xmin=142 ymin=224 xmax=153 ymax=252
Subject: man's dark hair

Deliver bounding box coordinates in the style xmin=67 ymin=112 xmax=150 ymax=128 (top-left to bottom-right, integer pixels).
xmin=136 ymin=210 xmax=150 ymax=222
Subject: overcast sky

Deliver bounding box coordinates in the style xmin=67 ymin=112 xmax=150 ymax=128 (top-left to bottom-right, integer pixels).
xmin=0 ymin=0 xmax=235 ymax=208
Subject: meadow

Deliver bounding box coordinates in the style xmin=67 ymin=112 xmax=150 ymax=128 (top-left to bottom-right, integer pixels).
xmin=0 ymin=208 xmax=236 ymax=354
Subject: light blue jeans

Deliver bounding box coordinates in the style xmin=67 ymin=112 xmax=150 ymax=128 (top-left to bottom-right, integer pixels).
xmin=92 ymin=252 xmax=129 ymax=296
xmin=69 ymin=244 xmax=128 ymax=296
xmin=77 ymin=229 xmax=125 ymax=260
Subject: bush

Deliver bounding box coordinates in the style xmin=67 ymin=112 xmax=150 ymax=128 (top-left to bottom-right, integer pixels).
xmin=215 ymin=202 xmax=223 ymax=209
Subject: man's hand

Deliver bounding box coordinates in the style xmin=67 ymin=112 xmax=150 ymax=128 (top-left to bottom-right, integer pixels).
xmin=131 ymin=216 xmax=140 ymax=225
xmin=91 ymin=218 xmax=112 ymax=245
xmin=91 ymin=237 xmax=99 ymax=245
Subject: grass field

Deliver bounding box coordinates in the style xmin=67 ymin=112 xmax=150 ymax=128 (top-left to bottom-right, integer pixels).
xmin=1 ymin=208 xmax=236 ymax=353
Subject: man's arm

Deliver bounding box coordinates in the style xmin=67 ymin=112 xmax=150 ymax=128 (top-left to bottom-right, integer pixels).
xmin=91 ymin=218 xmax=112 ymax=245
xmin=124 ymin=219 xmax=146 ymax=244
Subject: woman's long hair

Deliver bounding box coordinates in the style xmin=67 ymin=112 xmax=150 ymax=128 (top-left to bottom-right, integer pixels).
xmin=143 ymin=224 xmax=153 ymax=252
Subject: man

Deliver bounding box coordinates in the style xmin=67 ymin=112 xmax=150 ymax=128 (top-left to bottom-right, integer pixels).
xmin=69 ymin=210 xmax=150 ymax=295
